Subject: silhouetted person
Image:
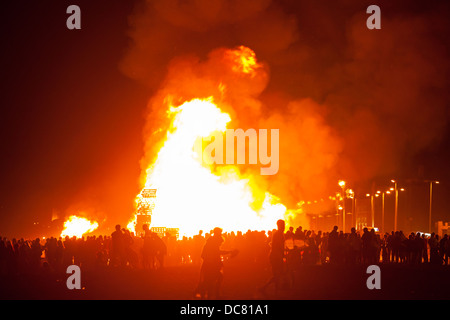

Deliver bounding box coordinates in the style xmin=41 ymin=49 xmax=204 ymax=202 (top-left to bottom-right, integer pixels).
xmin=445 ymin=234 xmax=450 ymax=266
xmin=285 ymin=226 xmax=294 ymax=240
xmin=386 ymin=232 xmax=394 ymax=263
xmin=122 ymin=228 xmax=137 ymax=268
xmin=141 ymin=224 xmax=155 ymax=269
xmin=370 ymin=229 xmax=380 ymax=263
xmin=348 ymin=227 xmax=361 ymax=264
xmin=439 ymin=234 xmax=448 ymax=265
xmin=30 ymin=238 xmax=42 ymax=271
xmin=153 ymin=231 xmax=167 ymax=270
xmin=260 ymin=219 xmax=286 ymax=295
xmin=421 ymin=233 xmax=429 ymax=263
xmin=429 ymin=233 xmax=440 ymax=264
xmin=328 ymin=226 xmax=339 ymax=264
xmin=413 ymin=232 xmax=423 ymax=264
xmin=361 ymin=228 xmax=371 ymax=264
xmin=110 ymin=224 xmax=124 ymax=267
xmin=195 ymin=227 xmax=236 ymax=299
xmin=192 ymin=230 xmax=205 ymax=266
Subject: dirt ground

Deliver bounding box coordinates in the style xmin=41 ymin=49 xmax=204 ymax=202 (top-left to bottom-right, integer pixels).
xmin=2 ymin=263 xmax=450 ymax=300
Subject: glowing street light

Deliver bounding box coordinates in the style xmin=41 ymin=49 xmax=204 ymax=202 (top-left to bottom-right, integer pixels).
xmin=425 ymin=180 xmax=440 ymax=233
xmin=379 ymin=190 xmax=393 ymax=234
xmin=338 ymin=180 xmax=347 ymax=232
xmin=366 ymin=193 xmax=375 ymax=228
xmin=390 ymin=180 xmax=406 ymax=231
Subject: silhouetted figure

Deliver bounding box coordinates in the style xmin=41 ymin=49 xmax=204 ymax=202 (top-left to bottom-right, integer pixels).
xmin=295 ymin=226 xmax=305 ymax=240
xmin=195 ymin=227 xmax=237 ymax=299
xmin=398 ymin=231 xmax=407 ymax=263
xmin=428 ymin=233 xmax=440 ymax=264
xmin=421 ymin=234 xmax=429 ymax=263
xmin=348 ymin=228 xmax=361 ymax=264
xmin=110 ymin=224 xmax=124 ymax=267
xmin=153 ymin=232 xmax=167 ymax=270
xmin=371 ymin=229 xmax=380 ymax=264
xmin=260 ymin=219 xmax=286 ymax=295
xmin=192 ymin=230 xmax=205 ymax=266
xmin=439 ymin=234 xmax=448 ymax=265
xmin=413 ymin=232 xmax=423 ymax=264
xmin=141 ymin=224 xmax=155 ymax=269
xmin=285 ymin=226 xmax=294 ymax=240
xmin=328 ymin=226 xmax=339 ymax=264
xmin=122 ymin=228 xmax=138 ymax=268
xmin=55 ymin=239 xmax=64 ymax=272
xmin=445 ymin=234 xmax=450 ymax=266
xmin=30 ymin=238 xmax=43 ymax=271
xmin=386 ymin=232 xmax=394 ymax=263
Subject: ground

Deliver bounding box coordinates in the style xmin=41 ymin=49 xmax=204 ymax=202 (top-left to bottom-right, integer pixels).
xmin=1 ymin=263 xmax=450 ymax=300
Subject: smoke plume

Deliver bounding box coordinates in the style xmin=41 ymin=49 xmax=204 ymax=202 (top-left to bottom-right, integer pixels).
xmin=120 ymin=0 xmax=450 ymax=209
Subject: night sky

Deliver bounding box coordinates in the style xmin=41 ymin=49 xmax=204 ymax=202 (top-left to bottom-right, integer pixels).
xmin=1 ymin=0 xmax=450 ymax=237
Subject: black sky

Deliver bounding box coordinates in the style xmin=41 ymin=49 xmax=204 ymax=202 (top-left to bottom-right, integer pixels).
xmin=1 ymin=1 xmax=151 ymax=236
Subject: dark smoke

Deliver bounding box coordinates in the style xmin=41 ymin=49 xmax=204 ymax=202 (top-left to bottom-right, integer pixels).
xmin=120 ymin=0 xmax=450 ymax=209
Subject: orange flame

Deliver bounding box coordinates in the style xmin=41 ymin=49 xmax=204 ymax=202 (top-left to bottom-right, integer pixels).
xmin=130 ymin=97 xmax=289 ymax=237
xmin=61 ymin=215 xmax=99 ymax=238
xmin=128 ymin=46 xmax=296 ymax=237
xmin=226 ymin=45 xmax=262 ymax=76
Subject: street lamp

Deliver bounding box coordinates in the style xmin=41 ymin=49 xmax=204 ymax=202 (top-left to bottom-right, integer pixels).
xmin=390 ymin=180 xmax=406 ymax=231
xmin=366 ymin=193 xmax=375 ymax=229
xmin=377 ymin=189 xmax=392 ymax=234
xmin=425 ymin=180 xmax=439 ymax=233
xmin=347 ymin=189 xmax=355 ymax=228
xmin=338 ymin=180 xmax=346 ymax=232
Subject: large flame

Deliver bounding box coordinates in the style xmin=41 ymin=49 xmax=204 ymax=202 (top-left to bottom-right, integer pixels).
xmin=128 ymin=46 xmax=294 ymax=237
xmin=131 ymin=97 xmax=288 ymax=237
xmin=61 ymin=215 xmax=99 ymax=238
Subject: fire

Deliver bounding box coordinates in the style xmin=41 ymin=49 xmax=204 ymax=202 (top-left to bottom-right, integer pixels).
xmin=131 ymin=97 xmax=288 ymax=237
xmin=61 ymin=215 xmax=99 ymax=238
xmin=226 ymin=45 xmax=261 ymax=76
xmin=128 ymin=46 xmax=293 ymax=237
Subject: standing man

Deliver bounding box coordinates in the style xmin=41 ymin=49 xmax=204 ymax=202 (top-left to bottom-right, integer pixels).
xmin=110 ymin=224 xmax=124 ymax=267
xmin=260 ymin=219 xmax=286 ymax=295
xmin=195 ymin=227 xmax=237 ymax=299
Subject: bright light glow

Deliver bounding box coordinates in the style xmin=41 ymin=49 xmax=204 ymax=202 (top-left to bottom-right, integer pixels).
xmin=130 ymin=96 xmax=289 ymax=237
xmin=61 ymin=215 xmax=99 ymax=238
xmin=338 ymin=180 xmax=346 ymax=188
xmin=226 ymin=45 xmax=262 ymax=76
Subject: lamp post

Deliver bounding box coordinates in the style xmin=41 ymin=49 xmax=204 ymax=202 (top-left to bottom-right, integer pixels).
xmin=377 ymin=190 xmax=391 ymax=235
xmin=371 ymin=194 xmax=375 ymax=228
xmin=347 ymin=188 xmax=355 ymax=229
xmin=425 ymin=180 xmax=439 ymax=233
xmin=391 ymin=180 xmax=398 ymax=231
xmin=338 ymin=180 xmax=346 ymax=232
xmin=390 ymin=180 xmax=406 ymax=231
xmin=366 ymin=193 xmax=375 ymax=229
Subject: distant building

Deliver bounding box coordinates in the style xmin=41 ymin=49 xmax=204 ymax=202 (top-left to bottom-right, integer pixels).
xmin=436 ymin=221 xmax=449 ymax=238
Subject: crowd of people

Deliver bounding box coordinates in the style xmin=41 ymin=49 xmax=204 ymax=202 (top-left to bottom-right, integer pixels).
xmin=0 ymin=222 xmax=449 ymax=279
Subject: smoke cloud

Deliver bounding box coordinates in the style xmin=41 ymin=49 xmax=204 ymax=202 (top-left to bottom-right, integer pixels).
xmin=120 ymin=0 xmax=450 ymax=210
